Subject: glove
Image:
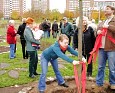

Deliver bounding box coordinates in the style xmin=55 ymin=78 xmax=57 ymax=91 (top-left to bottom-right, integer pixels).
xmin=82 ymin=57 xmax=86 ymax=63
xmin=72 ymin=60 xmax=79 ymax=65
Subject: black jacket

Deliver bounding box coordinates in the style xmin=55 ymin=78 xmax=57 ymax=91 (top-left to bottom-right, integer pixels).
xmin=52 ymin=22 xmax=58 ymax=32
xmin=17 ymin=23 xmax=26 ymax=40
xmin=73 ymin=26 xmax=96 ymax=55
xmin=42 ymin=21 xmax=50 ymax=31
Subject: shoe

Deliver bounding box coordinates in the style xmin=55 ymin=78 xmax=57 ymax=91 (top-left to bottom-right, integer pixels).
xmin=23 ymin=57 xmax=28 ymax=59
xmin=110 ymin=85 xmax=115 ymax=89
xmin=33 ymin=72 xmax=41 ymax=75
xmin=29 ymin=74 xmax=36 ymax=78
xmin=39 ymin=91 xmax=44 ymax=93
xmin=59 ymin=83 xmax=69 ymax=87
xmin=87 ymin=72 xmax=92 ymax=77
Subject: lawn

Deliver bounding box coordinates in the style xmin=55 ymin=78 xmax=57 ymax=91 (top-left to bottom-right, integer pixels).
xmin=0 ymin=22 xmax=109 ymax=88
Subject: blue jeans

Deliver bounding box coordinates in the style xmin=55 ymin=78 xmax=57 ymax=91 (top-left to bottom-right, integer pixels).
xmin=38 ymin=54 xmax=65 ymax=91
xmin=96 ymin=48 xmax=115 ymax=86
xmin=9 ymin=44 xmax=15 ymax=58
xmin=43 ymin=31 xmax=48 ymax=38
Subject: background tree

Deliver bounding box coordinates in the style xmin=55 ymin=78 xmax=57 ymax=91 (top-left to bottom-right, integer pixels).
xmin=11 ymin=10 xmax=20 ymax=20
xmin=100 ymin=10 xmax=106 ymax=20
xmin=44 ymin=9 xmax=52 ymax=20
xmin=91 ymin=10 xmax=98 ymax=21
xmin=50 ymin=9 xmax=63 ymax=21
xmin=63 ymin=10 xmax=74 ymax=19
xmin=75 ymin=7 xmax=79 ymax=18
xmin=0 ymin=11 xmax=3 ymax=19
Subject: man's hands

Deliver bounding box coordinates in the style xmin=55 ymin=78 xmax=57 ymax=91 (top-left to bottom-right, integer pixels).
xmin=97 ymin=30 xmax=102 ymax=35
xmin=103 ymin=24 xmax=109 ymax=28
xmin=72 ymin=60 xmax=79 ymax=65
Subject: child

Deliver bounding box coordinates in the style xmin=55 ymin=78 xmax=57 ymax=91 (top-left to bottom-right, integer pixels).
xmin=32 ymin=25 xmax=44 ymax=49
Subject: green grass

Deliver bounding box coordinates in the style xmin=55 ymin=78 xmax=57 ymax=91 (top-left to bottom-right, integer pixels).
xmin=0 ymin=27 xmax=109 ymax=88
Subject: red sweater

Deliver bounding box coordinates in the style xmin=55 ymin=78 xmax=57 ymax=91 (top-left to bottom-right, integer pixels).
xmin=7 ymin=25 xmax=17 ymax=44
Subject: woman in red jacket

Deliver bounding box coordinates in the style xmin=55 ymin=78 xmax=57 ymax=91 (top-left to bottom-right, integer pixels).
xmin=7 ymin=20 xmax=17 ymax=59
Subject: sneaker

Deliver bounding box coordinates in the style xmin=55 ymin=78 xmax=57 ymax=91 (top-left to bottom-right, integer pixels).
xmin=29 ymin=74 xmax=36 ymax=78
xmin=87 ymin=72 xmax=92 ymax=77
xmin=87 ymin=76 xmax=95 ymax=81
xmin=59 ymin=83 xmax=69 ymax=87
xmin=110 ymin=85 xmax=115 ymax=89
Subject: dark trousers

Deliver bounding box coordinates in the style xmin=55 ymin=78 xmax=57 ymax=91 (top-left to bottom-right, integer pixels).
xmin=83 ymin=53 xmax=92 ymax=76
xmin=21 ymin=40 xmax=28 ymax=59
xmin=67 ymin=35 xmax=71 ymax=45
xmin=28 ymin=51 xmax=38 ymax=76
xmin=14 ymin=44 xmax=16 ymax=53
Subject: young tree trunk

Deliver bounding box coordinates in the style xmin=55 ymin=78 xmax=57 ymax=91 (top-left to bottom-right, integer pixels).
xmin=78 ymin=0 xmax=83 ymax=93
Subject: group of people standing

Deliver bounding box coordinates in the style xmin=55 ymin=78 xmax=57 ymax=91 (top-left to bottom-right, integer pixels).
xmin=6 ymin=5 xmax=115 ymax=93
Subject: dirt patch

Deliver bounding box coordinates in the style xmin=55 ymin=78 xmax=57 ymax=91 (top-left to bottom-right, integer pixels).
xmin=0 ymin=46 xmax=9 ymax=53
xmin=29 ymin=79 xmax=115 ymax=93
xmin=0 ymin=78 xmax=115 ymax=93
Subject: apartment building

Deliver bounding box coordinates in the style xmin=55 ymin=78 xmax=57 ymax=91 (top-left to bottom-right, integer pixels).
xmin=31 ymin=0 xmax=49 ymax=12
xmin=94 ymin=0 xmax=115 ymax=10
xmin=66 ymin=0 xmax=115 ymax=18
xmin=66 ymin=0 xmax=93 ymax=16
xmin=0 ymin=0 xmax=26 ymax=19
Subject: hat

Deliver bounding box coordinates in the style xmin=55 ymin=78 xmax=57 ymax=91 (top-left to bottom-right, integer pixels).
xmin=63 ymin=17 xmax=67 ymax=21
xmin=26 ymin=17 xmax=34 ymax=24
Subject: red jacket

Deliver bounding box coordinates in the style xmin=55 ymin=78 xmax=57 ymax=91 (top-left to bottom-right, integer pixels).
xmin=7 ymin=25 xmax=17 ymax=44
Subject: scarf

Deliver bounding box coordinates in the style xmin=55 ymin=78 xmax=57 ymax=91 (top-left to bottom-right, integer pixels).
xmin=59 ymin=44 xmax=68 ymax=52
xmin=88 ymin=28 xmax=115 ymax=64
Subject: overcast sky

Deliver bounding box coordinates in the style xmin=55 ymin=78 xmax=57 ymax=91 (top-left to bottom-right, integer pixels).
xmin=50 ymin=0 xmax=66 ymax=13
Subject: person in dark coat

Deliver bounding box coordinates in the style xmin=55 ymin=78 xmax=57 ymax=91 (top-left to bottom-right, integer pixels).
xmin=73 ymin=16 xmax=96 ymax=77
xmin=52 ymin=20 xmax=58 ymax=38
xmin=61 ymin=17 xmax=74 ymax=45
xmin=47 ymin=19 xmax=51 ymax=38
xmin=17 ymin=18 xmax=28 ymax=59
xmin=42 ymin=19 xmax=50 ymax=38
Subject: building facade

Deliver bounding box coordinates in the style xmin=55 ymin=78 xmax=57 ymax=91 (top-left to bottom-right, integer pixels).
xmin=0 ymin=0 xmax=26 ymax=19
xmin=94 ymin=0 xmax=115 ymax=10
xmin=66 ymin=0 xmax=93 ymax=17
xmin=66 ymin=0 xmax=115 ymax=18
xmin=31 ymin=0 xmax=49 ymax=12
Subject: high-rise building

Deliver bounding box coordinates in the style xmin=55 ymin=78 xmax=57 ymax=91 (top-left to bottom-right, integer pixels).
xmin=0 ymin=0 xmax=26 ymax=19
xmin=94 ymin=0 xmax=115 ymax=9
xmin=31 ymin=0 xmax=49 ymax=12
xmin=66 ymin=0 xmax=115 ymax=18
xmin=66 ymin=0 xmax=93 ymax=17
